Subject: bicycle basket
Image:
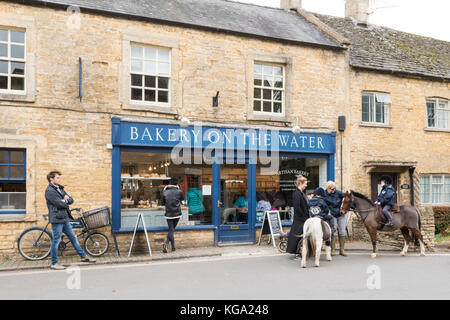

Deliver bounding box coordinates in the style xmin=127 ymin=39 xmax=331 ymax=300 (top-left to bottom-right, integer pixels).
xmin=82 ymin=206 xmax=110 ymax=229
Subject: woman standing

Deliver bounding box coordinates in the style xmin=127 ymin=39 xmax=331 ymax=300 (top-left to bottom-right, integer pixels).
xmin=161 ymin=178 xmax=184 ymax=253
xmin=286 ymin=175 xmax=309 ymax=256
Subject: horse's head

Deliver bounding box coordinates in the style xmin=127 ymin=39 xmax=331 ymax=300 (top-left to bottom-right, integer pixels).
xmin=340 ymin=191 xmax=355 ymax=214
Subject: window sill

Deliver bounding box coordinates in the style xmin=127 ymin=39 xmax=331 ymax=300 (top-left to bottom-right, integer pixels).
xmin=247 ymin=113 xmax=290 ymax=123
xmin=0 ymin=92 xmax=35 ymax=103
xmin=122 ymin=102 xmax=177 ymax=115
xmin=424 ymin=128 xmax=450 ymax=133
xmin=359 ymin=122 xmax=392 ymax=129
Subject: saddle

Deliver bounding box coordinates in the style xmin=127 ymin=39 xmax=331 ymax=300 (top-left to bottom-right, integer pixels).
xmin=320 ymin=220 xmax=332 ymax=242
xmin=390 ymin=204 xmax=400 ymax=214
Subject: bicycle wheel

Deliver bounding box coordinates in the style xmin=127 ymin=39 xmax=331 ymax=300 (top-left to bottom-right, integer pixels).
xmin=278 ymin=240 xmax=287 ymax=253
xmin=83 ymin=232 xmax=109 ymax=257
xmin=17 ymin=227 xmax=52 ymax=260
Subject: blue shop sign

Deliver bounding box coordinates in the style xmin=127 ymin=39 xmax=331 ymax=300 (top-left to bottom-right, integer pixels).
xmin=112 ymin=119 xmax=335 ymax=154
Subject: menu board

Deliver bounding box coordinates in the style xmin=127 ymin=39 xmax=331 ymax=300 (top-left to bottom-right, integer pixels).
xmin=258 ymin=210 xmax=283 ymax=248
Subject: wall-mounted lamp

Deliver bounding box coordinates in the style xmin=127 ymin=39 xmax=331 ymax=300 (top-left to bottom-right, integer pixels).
xmin=291 ymin=116 xmax=301 ymax=134
xmin=212 ymin=91 xmax=219 ymax=107
xmin=180 ymin=117 xmax=191 ymax=127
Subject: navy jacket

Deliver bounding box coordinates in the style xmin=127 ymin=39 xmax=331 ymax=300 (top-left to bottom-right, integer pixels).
xmin=45 ymin=184 xmax=73 ymax=224
xmin=308 ymin=197 xmax=330 ymax=218
xmin=324 ymin=189 xmax=344 ymax=218
xmin=377 ymin=185 xmax=395 ymax=206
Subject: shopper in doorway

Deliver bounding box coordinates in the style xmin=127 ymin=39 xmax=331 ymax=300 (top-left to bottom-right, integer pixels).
xmin=286 ymin=175 xmax=309 ymax=257
xmin=233 ymin=189 xmax=248 ymax=223
xmin=324 ymin=181 xmax=346 ymax=256
xmin=186 ymin=185 xmax=205 ymax=222
xmin=45 ymin=170 xmax=96 ymax=270
xmin=161 ymin=178 xmax=185 ymax=253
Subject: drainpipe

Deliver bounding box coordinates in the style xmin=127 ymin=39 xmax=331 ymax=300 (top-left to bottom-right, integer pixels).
xmin=409 ymin=167 xmax=416 ymax=206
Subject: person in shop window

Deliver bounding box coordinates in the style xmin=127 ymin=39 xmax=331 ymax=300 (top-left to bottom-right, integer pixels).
xmin=161 ymin=178 xmax=185 ymax=253
xmin=233 ymin=189 xmax=248 ymax=223
xmin=186 ymin=185 xmax=205 ymax=222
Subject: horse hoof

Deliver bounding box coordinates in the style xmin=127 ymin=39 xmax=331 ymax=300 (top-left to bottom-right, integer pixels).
xmin=301 ymin=264 xmax=306 ymax=268
xmin=314 ymin=264 xmax=320 ymax=267
xmin=420 ymin=253 xmax=426 ymax=256
xmin=400 ymin=252 xmax=405 ymax=256
xmin=371 ymin=254 xmax=377 ymax=259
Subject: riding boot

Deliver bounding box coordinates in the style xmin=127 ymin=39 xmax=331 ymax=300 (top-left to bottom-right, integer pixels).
xmin=339 ymin=236 xmax=347 ymax=256
xmin=384 ymin=211 xmax=394 ymax=227
xmin=331 ymin=236 xmax=337 ymax=256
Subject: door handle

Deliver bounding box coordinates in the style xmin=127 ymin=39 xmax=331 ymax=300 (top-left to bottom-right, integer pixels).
xmin=217 ymin=200 xmax=223 ymax=208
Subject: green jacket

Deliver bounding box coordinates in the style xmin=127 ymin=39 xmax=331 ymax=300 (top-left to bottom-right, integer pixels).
xmin=186 ymin=188 xmax=205 ymax=214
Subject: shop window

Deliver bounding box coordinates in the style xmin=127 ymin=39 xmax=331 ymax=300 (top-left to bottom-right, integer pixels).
xmin=120 ymin=151 xmax=212 ymax=228
xmin=253 ymin=63 xmax=284 ymax=115
xmin=0 ymin=148 xmax=26 ymax=214
xmin=130 ymin=44 xmax=170 ymax=105
xmin=361 ymin=92 xmax=390 ymax=125
xmin=255 ymin=156 xmax=327 ymax=223
xmin=426 ymin=98 xmax=449 ymax=129
xmin=0 ymin=28 xmax=26 ymax=93
xmin=420 ymin=174 xmax=450 ymax=205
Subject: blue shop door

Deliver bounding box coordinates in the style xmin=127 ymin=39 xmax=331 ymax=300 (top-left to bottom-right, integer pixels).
xmin=214 ymin=162 xmax=255 ymax=244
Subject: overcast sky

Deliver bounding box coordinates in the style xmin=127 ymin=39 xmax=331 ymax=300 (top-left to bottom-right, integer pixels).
xmin=232 ymin=0 xmax=450 ymax=41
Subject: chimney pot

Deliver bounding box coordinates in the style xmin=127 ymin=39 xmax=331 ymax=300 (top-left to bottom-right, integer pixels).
xmin=280 ymin=0 xmax=302 ymax=12
xmin=345 ymin=0 xmax=370 ymax=25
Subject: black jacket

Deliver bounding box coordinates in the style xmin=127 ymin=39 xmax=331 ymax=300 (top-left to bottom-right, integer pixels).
xmin=286 ymin=188 xmax=309 ymax=254
xmin=308 ymin=197 xmax=330 ymax=218
xmin=161 ymin=185 xmax=185 ymax=218
xmin=45 ymin=184 xmax=73 ymax=224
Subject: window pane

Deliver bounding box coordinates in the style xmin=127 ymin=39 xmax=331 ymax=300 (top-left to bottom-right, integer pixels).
xmin=131 ymin=59 xmax=142 ymax=72
xmin=9 ymin=192 xmax=26 ymax=209
xmin=144 ymin=89 xmax=155 ymax=102
xmin=432 ymin=183 xmax=442 ymax=203
xmin=144 ymin=61 xmax=156 ymax=74
xmin=10 ymin=45 xmax=24 ymax=59
xmin=253 ymin=100 xmax=261 ymax=111
xmin=254 ymin=74 xmax=262 ymax=86
xmin=10 ymin=31 xmax=25 ymax=43
xmin=145 ymin=76 xmax=156 ymax=88
xmin=0 ymin=166 xmax=7 ymax=179
xmin=274 ymin=77 xmax=283 ymax=88
xmin=263 ymin=65 xmax=272 ymax=75
xmin=0 ymin=44 xmax=7 ymax=57
xmin=445 ymin=176 xmax=450 ymax=203
xmin=131 ymin=45 xmax=143 ymax=58
xmin=263 ymin=89 xmax=271 ymax=100
xmin=420 ymin=176 xmax=430 ymax=204
xmin=158 ymin=90 xmax=168 ymax=103
xmin=0 ymin=60 xmax=7 ymax=74
xmin=432 ymin=176 xmax=442 ymax=184
xmin=158 ymin=77 xmax=169 ymax=89
xmin=10 ymin=77 xmax=24 ymax=90
xmin=263 ymin=76 xmax=273 ymax=87
xmin=438 ymin=109 xmax=448 ymax=129
xmin=10 ymin=166 xmax=23 ymax=179
xmin=274 ymin=66 xmax=283 ymax=76
xmin=9 ymin=151 xmax=23 ymax=164
xmin=0 ymin=151 xmax=7 ymax=163
xmin=273 ymin=90 xmax=282 ymax=101
xmin=376 ymin=102 xmax=384 ymax=123
xmin=144 ymin=47 xmax=156 ymax=59
xmin=157 ymin=62 xmax=170 ymax=75
xmin=263 ymin=101 xmax=271 ymax=112
xmin=11 ymin=62 xmax=24 ymax=75
xmin=274 ymin=102 xmax=282 ymax=113
xmin=0 ymin=76 xmax=6 ymax=89
xmin=158 ymin=49 xmax=170 ymax=62
xmin=254 ymin=64 xmax=262 ymax=74
xmin=253 ymin=88 xmax=261 ymax=99
xmin=0 ymin=29 xmax=7 ymax=41
xmin=427 ymin=102 xmax=435 ymax=127
xmin=131 ymin=74 xmax=142 ymax=86
xmin=131 ymin=88 xmax=142 ymax=100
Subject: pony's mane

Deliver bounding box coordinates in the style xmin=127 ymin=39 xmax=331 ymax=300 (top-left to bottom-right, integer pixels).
xmin=350 ymin=190 xmax=375 ymax=206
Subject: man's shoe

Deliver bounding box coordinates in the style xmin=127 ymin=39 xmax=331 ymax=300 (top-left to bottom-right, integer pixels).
xmin=162 ymin=243 xmax=168 ymax=253
xmin=385 ymin=220 xmax=394 ymax=227
xmin=171 ymin=247 xmax=176 ymax=252
xmin=81 ymin=256 xmax=96 ymax=263
xmin=50 ymin=263 xmax=66 ymax=270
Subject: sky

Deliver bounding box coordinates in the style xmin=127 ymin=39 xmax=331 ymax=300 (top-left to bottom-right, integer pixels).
xmin=231 ymin=0 xmax=450 ymax=42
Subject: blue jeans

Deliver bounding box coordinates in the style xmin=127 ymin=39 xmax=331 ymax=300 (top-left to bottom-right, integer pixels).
xmin=51 ymin=221 xmax=86 ymax=265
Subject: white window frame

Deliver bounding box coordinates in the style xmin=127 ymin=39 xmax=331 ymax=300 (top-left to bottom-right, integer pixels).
xmin=420 ymin=174 xmax=450 ymax=205
xmin=0 ymin=28 xmax=26 ymax=94
xmin=426 ymin=98 xmax=449 ymax=129
xmin=361 ymin=92 xmax=391 ymax=125
xmin=253 ymin=62 xmax=285 ymax=116
xmin=129 ymin=43 xmax=171 ymax=107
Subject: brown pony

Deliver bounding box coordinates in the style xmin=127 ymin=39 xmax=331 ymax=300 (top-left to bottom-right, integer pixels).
xmin=341 ymin=190 xmax=426 ymax=258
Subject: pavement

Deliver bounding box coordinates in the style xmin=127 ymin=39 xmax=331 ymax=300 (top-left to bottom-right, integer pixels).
xmin=1 ymin=240 xmax=445 ymax=273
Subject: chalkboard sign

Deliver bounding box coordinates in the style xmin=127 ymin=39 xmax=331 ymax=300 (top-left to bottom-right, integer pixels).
xmin=258 ymin=210 xmax=283 ymax=248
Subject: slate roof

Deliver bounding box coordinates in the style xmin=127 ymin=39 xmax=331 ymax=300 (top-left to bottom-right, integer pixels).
xmin=13 ymin=0 xmax=341 ymax=49
xmin=313 ymin=13 xmax=450 ymax=81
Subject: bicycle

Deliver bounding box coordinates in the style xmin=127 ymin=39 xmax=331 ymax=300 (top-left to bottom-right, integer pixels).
xmin=17 ymin=207 xmax=110 ymax=260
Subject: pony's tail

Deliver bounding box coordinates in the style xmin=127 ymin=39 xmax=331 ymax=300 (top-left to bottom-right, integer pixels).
xmin=307 ymin=238 xmax=315 ymax=258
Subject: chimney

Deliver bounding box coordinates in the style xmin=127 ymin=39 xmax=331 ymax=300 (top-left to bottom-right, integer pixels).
xmin=345 ymin=0 xmax=370 ymax=26
xmin=280 ymin=0 xmax=302 ymax=12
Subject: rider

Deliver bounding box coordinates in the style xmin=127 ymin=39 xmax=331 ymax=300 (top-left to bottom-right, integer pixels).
xmin=309 ymin=187 xmax=336 ymax=233
xmin=374 ymin=176 xmax=395 ymax=227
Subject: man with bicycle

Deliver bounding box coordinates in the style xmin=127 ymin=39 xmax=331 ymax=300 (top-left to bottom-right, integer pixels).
xmin=45 ymin=170 xmax=96 ymax=270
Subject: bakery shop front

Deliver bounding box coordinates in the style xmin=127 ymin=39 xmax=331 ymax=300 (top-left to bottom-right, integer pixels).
xmin=111 ymin=117 xmax=336 ymax=245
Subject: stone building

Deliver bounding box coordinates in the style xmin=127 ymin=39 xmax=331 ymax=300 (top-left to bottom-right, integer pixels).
xmin=0 ymin=0 xmax=448 ymax=257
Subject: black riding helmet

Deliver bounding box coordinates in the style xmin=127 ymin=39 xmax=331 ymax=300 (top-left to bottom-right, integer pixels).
xmin=379 ymin=175 xmax=392 ymax=185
